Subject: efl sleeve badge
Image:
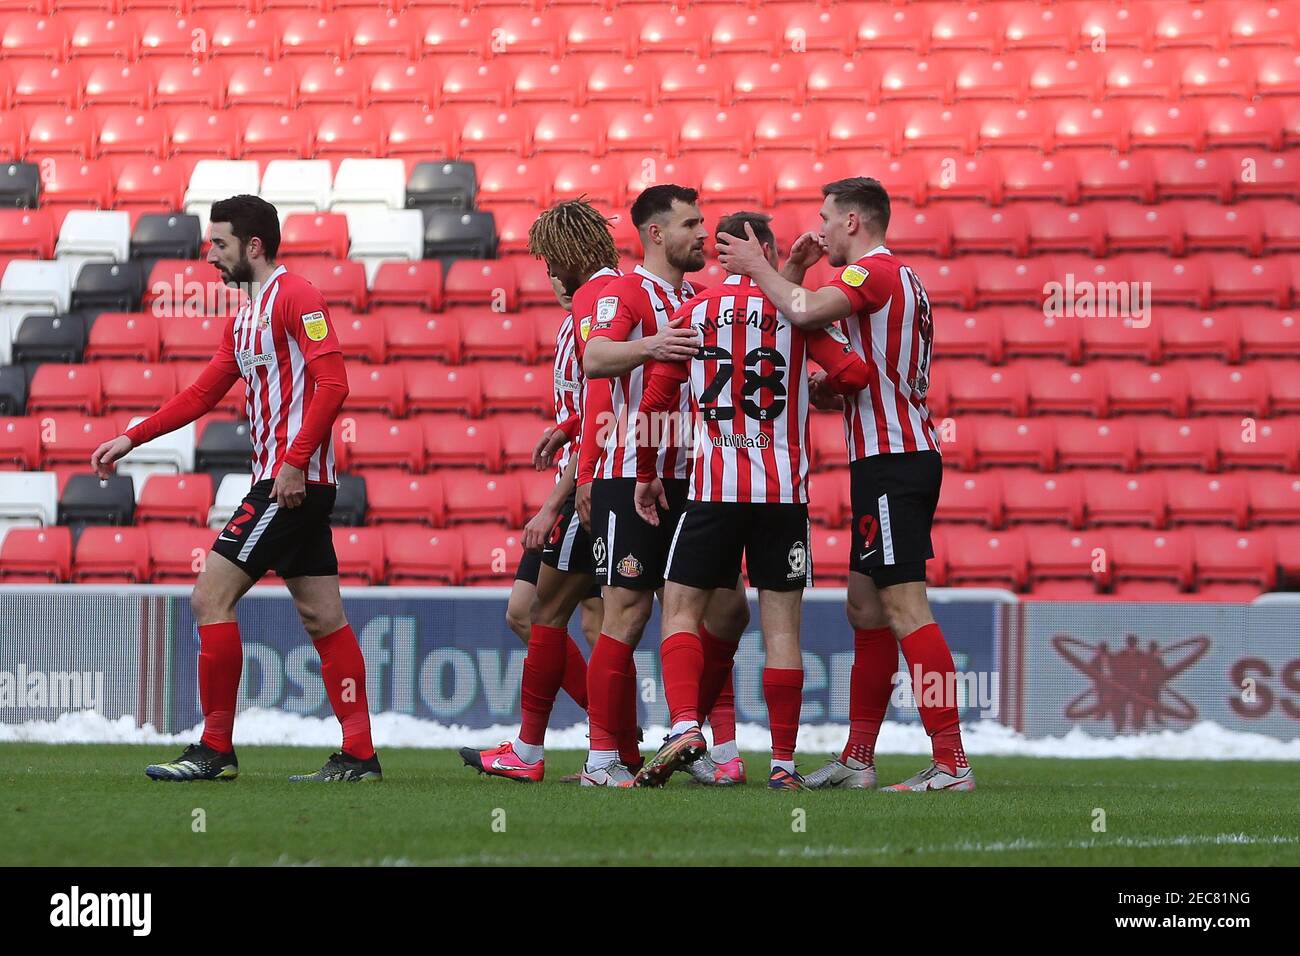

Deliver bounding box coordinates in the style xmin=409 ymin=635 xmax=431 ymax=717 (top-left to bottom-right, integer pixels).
xmin=301 ymin=310 xmax=329 ymax=341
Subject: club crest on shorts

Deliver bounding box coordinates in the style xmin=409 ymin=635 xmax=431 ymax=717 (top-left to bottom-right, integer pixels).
xmin=592 ymin=537 xmax=607 ymax=565
xmin=301 ymin=310 xmax=328 ymax=341
xmin=616 ymin=554 xmax=643 ymax=578
xmin=787 ymin=541 xmax=807 ymax=578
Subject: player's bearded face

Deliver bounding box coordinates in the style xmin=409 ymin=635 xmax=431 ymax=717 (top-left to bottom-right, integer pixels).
xmin=664 ymin=205 xmax=707 ymax=272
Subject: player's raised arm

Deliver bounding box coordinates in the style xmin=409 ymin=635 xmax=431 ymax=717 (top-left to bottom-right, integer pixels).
xmin=807 ymin=326 xmax=874 ymax=395
xmin=582 ymin=301 xmax=697 ymax=378
xmin=717 ymin=223 xmax=853 ymax=331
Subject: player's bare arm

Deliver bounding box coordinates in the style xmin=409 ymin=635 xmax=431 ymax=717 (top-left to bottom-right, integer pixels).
xmin=717 ymin=224 xmax=853 ymax=330
xmin=633 ymin=478 xmax=667 ymax=526
xmin=523 ymin=455 xmax=578 ymax=550
xmin=779 ymin=230 xmax=827 ymax=285
xmin=270 ymin=462 xmax=306 ymax=509
xmin=90 ymin=434 xmax=134 ymax=478
xmin=583 ymin=316 xmax=698 ymax=379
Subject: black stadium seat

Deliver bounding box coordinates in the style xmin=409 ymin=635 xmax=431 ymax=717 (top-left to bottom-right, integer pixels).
xmin=0 ymin=162 xmax=40 ymax=208
xmin=406 ymin=160 xmax=477 ymax=211
xmin=72 ymin=262 xmax=145 ymax=313
xmin=0 ymin=365 xmax=27 ymax=415
xmin=422 ymin=208 xmax=497 ymax=262
xmin=333 ymin=473 xmax=368 ymax=527
xmin=131 ymin=213 xmax=203 ymax=261
xmin=58 ymin=474 xmax=136 ymax=529
xmin=12 ymin=312 xmax=90 ymax=364
xmin=195 ymin=420 xmax=254 ymax=475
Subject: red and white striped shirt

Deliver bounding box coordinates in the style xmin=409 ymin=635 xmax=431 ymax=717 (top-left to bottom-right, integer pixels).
xmin=586 ymin=265 xmax=695 ymax=481
xmin=828 ymin=246 xmax=940 ymax=460
xmin=552 ymin=312 xmax=581 ymax=476
xmin=217 ymin=265 xmax=341 ymax=483
xmin=639 ymin=274 xmax=868 ymax=504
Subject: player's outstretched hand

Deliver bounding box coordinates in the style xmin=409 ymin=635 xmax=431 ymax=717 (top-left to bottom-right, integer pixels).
xmin=576 ymin=482 xmax=592 ymax=532
xmin=634 ymin=478 xmax=667 ymax=526
xmin=90 ymin=435 xmax=133 ymax=479
xmin=808 ymin=370 xmax=844 ymax=411
xmin=272 ymin=462 xmax=306 ymax=509
xmin=787 ymin=230 xmax=827 ymax=271
xmin=532 ymin=424 xmax=568 ymax=470
xmin=644 ymin=315 xmax=699 ymax=362
xmin=522 ymin=503 xmax=559 ymax=551
xmin=716 ymin=221 xmax=766 ymax=277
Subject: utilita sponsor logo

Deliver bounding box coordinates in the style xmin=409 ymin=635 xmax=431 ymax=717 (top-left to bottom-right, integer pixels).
xmin=0 ymin=665 xmax=104 ymax=711
xmin=49 ymin=886 xmax=151 ymax=937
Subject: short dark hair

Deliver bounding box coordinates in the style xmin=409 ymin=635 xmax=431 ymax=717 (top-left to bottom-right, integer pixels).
xmin=630 ymin=183 xmax=699 ymax=229
xmin=209 ymin=194 xmax=281 ymax=259
xmin=822 ymin=177 xmax=891 ymax=233
xmin=715 ymin=211 xmax=776 ymax=253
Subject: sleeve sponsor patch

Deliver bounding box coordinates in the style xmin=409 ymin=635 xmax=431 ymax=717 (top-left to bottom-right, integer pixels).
xmin=301 ymin=310 xmax=328 ymax=341
xmin=594 ymin=296 xmax=618 ymax=329
xmin=839 ymin=265 xmax=869 ymax=288
xmin=579 ymin=314 xmax=593 ymax=341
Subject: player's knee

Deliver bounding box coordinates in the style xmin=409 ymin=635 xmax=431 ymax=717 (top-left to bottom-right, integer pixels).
xmin=504 ymin=603 xmax=530 ymax=642
xmin=880 ymin=591 xmax=934 ymax=638
xmin=846 ymin=599 xmax=888 ymax=632
xmin=190 ymin=585 xmax=233 ymax=626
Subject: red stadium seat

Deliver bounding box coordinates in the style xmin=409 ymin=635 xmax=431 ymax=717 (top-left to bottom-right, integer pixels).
xmin=953 ymin=54 xmax=1027 ymax=103
xmin=1194 ymin=529 xmax=1276 ymax=590
xmin=1025 ymin=204 xmax=1106 ymax=256
xmin=139 ymin=13 xmax=207 ymax=61
xmin=1081 ymin=315 xmax=1162 ymax=364
xmin=333 ymin=311 xmax=386 ymax=365
xmin=1055 ymin=418 xmax=1139 ymax=471
xmin=0 ymin=526 xmax=73 ymax=582
xmin=972 ymin=256 xmax=1053 ymax=307
xmin=1107 ymin=362 xmax=1190 ymax=417
xmin=1180 ymin=50 xmax=1256 ymax=99
xmin=478 ymin=361 xmax=551 ymax=414
xmin=493 ymin=412 xmax=550 ymax=470
xmin=948 ymin=203 xmax=1028 ymax=256
xmin=280 ymin=212 xmax=348 ymax=259
xmin=1129 ymin=101 xmax=1204 ymax=151
xmin=492 ymin=203 xmax=538 ymax=256
xmin=1165 ymin=472 xmax=1249 ymax=529
xmin=334 ymin=413 xmax=423 ymax=471
xmin=510 ymin=56 xmax=585 ymax=107
xmin=0 ymin=209 xmax=55 ymax=258
xmin=1102 ymin=50 xmax=1179 ymax=100
xmin=460 ymin=308 xmax=539 ymax=363
xmin=1053 ymin=101 xmax=1130 ymax=151
xmin=401 ymin=361 xmax=483 ymax=416
xmin=1134 ymin=417 xmax=1218 ymax=471
xmin=1001 ymin=307 xmax=1083 ymax=363
xmin=932 ymin=309 xmax=1003 ymax=364
xmin=11 ymin=61 xmax=82 ymax=110
xmin=73 ymin=527 xmax=151 ymax=583
xmin=296 ymin=58 xmax=366 ymax=108
xmin=1149 ymin=150 xmax=1233 ymax=202
xmin=85 ymin=312 xmax=161 ymax=363
xmin=776 ymin=5 xmax=856 ymax=57
xmin=920 ymin=152 xmax=1004 ymax=205
xmin=459 ymin=105 xmax=531 ymax=156
xmin=95 ymin=106 xmax=169 ymax=158
xmin=1184 ymin=361 xmax=1269 ymax=417
xmin=753 ymin=103 xmax=830 ymax=155
xmin=421 ymin=414 xmax=503 ymax=471
xmin=280 ymin=11 xmax=349 ymax=59
xmin=444 ymin=259 xmax=517 ymax=311
xmin=1104 ymin=200 xmax=1185 ymax=255
xmin=444 ymin=471 xmax=523 ymax=526
xmin=0 ymin=417 xmax=42 ymax=470
xmin=729 ymin=54 xmax=804 ymax=106
xmin=936 ymin=471 xmax=1003 ymax=528
xmin=224 ymin=59 xmax=297 ymax=109
xmin=1208 ymin=254 xmax=1293 ymax=308
xmin=168 ymin=108 xmax=241 ymax=157
xmin=1025 ymin=52 xmax=1103 ymax=101
xmin=1111 ymin=528 xmax=1194 ymax=591
xmin=159 ymin=314 xmax=225 ymax=362
xmin=806 ymin=467 xmax=848 ymax=527
xmin=365 ymin=470 xmax=445 ymax=525
xmin=1261 ymin=359 xmax=1300 ymax=415
xmin=345 ymin=363 xmax=406 ymax=417
xmin=1255 ymin=48 xmax=1300 ymax=96
xmin=28 ymin=364 xmax=104 ymax=415
xmin=369 ymin=261 xmax=444 ymax=313
xmin=352 ymin=11 xmax=421 ymax=61
xmin=313 ymin=107 xmax=386 ymax=158
xmin=238 ymin=107 xmax=314 ymax=160
xmin=100 ymin=361 xmax=176 ymax=412
xmin=973 ymin=416 xmax=1057 ymax=470
xmin=604 ymin=104 xmax=679 ymax=155
xmin=1025 ymin=528 xmax=1113 ymax=591
xmin=137 ymin=473 xmax=213 ymax=526
xmin=207 ymin=12 xmax=279 ymax=60
xmin=1075 ymin=4 xmax=1152 ymax=51
xmin=906 ymin=256 xmax=975 ymax=308
xmin=27 ymin=108 xmax=97 ymax=158
xmin=1229 ymin=3 xmax=1300 ymax=48
xmin=1000 ymin=152 xmax=1080 ymax=205
xmin=929 ymin=5 xmax=999 ymax=53
xmin=1152 ymin=2 xmax=1225 ymax=50
xmin=82 ymin=60 xmax=152 ymax=109
xmin=877 ymin=52 xmax=950 ymax=103
xmin=1084 ymin=472 xmax=1167 ymax=528
xmin=152 ymin=60 xmax=225 ymax=111
xmin=115 ymin=158 xmax=188 ymax=210
xmin=379 ymin=308 xmax=459 ymax=363
xmin=2 ymin=13 xmax=70 ymax=60
xmin=1127 ymin=253 xmax=1210 ymax=308
xmin=1159 ymin=307 xmax=1241 ymax=362
xmin=886 ymin=203 xmax=951 ymax=257
xmin=896 ymin=102 xmax=977 ymax=153
xmin=37 ymin=413 xmax=118 ymax=466
xmin=943 ymin=526 xmax=1027 ymax=590
xmin=808 ymin=526 xmax=850 ymax=585
xmin=1249 ymin=474 xmax=1300 ymax=525
xmin=582 ymin=56 xmax=654 ymax=106
xmin=1000 ymin=470 xmax=1085 ymax=528
xmin=460 ymin=523 xmax=523 ymax=585
xmin=803 ymin=54 xmax=877 ymax=105
xmin=33 ymin=158 xmax=115 ymax=219
xmin=286 ymin=258 xmax=366 ymax=310
xmin=1235 ymin=307 xmax=1300 ymax=360
xmin=656 ymin=56 xmax=728 ymax=105
xmin=333 ymin=526 xmax=386 ymax=585
xmin=1023 ymin=361 xmax=1108 ymax=416
xmin=1202 ymin=98 xmax=1285 ymax=151
xmin=1217 ymin=417 xmax=1298 ymax=471
xmin=805 ymin=412 xmax=843 ymax=472
xmin=383 ymin=525 xmax=464 ymax=586
xmin=941 ymin=360 xmax=1027 ymax=416
xmin=367 ymin=59 xmax=439 ymax=110
xmin=1076 ymin=150 xmax=1156 ymax=202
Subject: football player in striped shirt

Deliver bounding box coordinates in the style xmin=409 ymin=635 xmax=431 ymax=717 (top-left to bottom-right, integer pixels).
xmin=632 ymin=212 xmax=872 ymax=790
xmin=718 ymin=178 xmax=975 ymax=793
xmin=91 ymin=195 xmax=380 ymax=783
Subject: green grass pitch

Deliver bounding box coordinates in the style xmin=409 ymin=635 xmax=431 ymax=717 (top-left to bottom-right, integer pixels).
xmin=3 ymin=744 xmax=1297 ymax=866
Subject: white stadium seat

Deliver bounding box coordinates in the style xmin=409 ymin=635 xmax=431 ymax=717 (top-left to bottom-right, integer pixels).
xmin=55 ymin=210 xmax=131 ymax=263
xmin=0 ymin=471 xmax=59 ymax=527
xmin=208 ymin=473 xmax=253 ymax=529
xmin=347 ymin=209 xmax=424 ymax=284
xmin=121 ymin=417 xmax=196 ymax=489
xmin=0 ymin=259 xmax=72 ymax=315
xmin=330 ymin=158 xmax=407 ymax=216
xmin=260 ymin=160 xmax=333 ymax=218
xmin=185 ymin=161 xmax=262 ymax=234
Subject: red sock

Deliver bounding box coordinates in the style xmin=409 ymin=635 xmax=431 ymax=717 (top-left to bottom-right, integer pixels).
xmin=661 ymin=631 xmax=704 ymax=726
xmin=562 ymin=636 xmax=589 ymax=711
xmin=707 ymin=673 xmax=737 ymax=747
xmin=519 ymin=623 xmax=569 ymax=747
xmin=899 ymin=623 xmax=968 ymax=773
xmin=843 ymin=626 xmax=896 ymax=766
xmin=698 ymin=626 xmax=738 ymax=728
xmin=762 ymin=667 xmax=803 ymax=762
xmin=316 ymin=623 xmax=375 ymax=760
xmin=587 ymin=634 xmax=633 ymax=752
xmin=198 ymin=622 xmax=242 ymax=753
xmin=617 ymin=655 xmax=641 ymax=766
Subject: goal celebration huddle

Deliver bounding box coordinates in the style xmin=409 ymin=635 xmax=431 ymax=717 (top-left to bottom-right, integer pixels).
xmin=94 ymin=177 xmax=974 ymax=793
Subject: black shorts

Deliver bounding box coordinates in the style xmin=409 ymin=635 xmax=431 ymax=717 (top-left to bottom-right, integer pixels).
xmin=541 ymin=492 xmax=596 ymax=575
xmin=514 ymin=547 xmax=543 ymax=585
xmin=666 ymin=500 xmax=812 ymax=592
xmin=849 ymin=450 xmax=942 ymax=587
xmin=211 ymin=478 xmax=339 ymax=581
xmin=591 ymin=476 xmax=688 ymax=590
